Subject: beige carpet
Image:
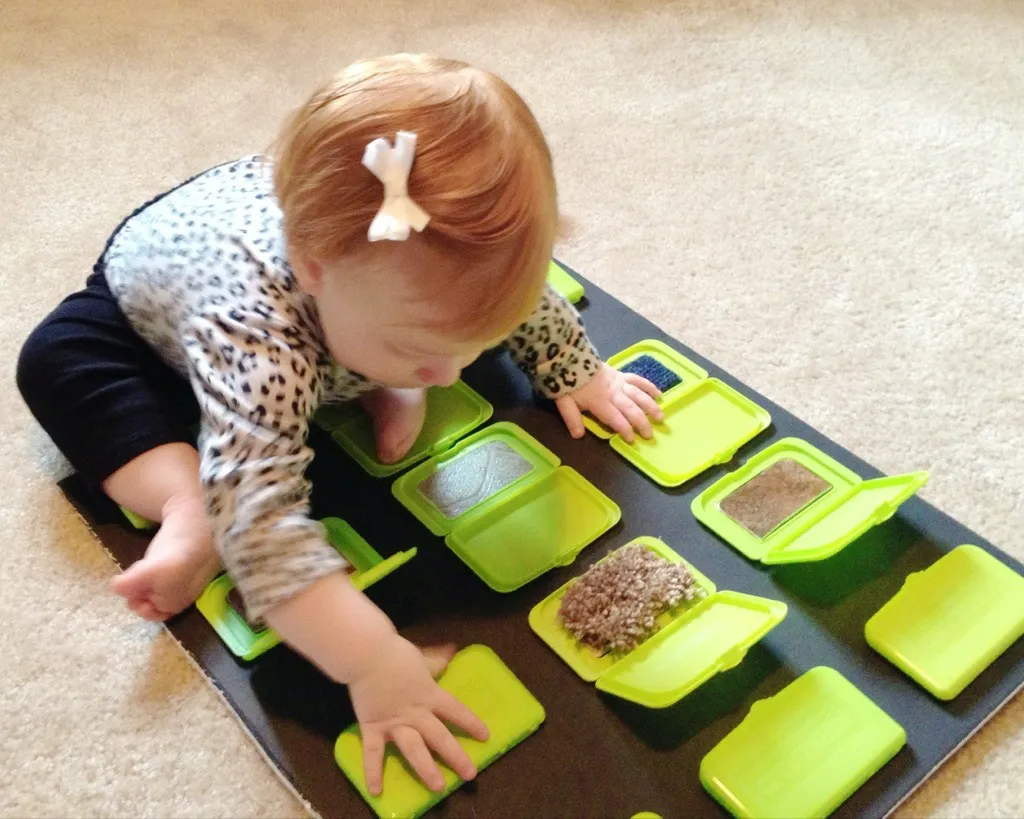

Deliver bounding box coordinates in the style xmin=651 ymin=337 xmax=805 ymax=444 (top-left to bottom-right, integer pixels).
xmin=3 ymin=0 xmax=1022 ymax=816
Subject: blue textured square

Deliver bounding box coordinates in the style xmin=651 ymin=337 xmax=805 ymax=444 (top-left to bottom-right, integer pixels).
xmin=619 ymin=355 xmax=682 ymax=392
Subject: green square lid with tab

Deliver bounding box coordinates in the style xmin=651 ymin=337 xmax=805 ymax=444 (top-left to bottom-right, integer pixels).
xmin=692 ymin=438 xmax=928 ymax=565
xmin=315 ymin=381 xmax=492 ymax=477
xmin=547 ymin=259 xmax=585 ymax=304
xmin=866 ymin=544 xmax=1024 ymax=700
xmin=700 ymin=667 xmax=906 ymax=818
xmin=335 ymin=644 xmax=545 ymax=819
xmin=196 ymin=517 xmax=416 ymax=660
xmin=583 ymin=339 xmax=710 ymax=440
xmin=529 ymin=537 xmax=787 ymax=708
xmin=392 ymin=422 xmax=621 ymax=592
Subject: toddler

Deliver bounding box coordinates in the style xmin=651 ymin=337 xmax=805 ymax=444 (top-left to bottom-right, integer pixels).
xmin=17 ymin=54 xmax=663 ymax=794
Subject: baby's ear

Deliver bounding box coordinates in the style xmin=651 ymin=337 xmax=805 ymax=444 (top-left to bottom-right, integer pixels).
xmin=555 ymin=212 xmax=576 ymax=244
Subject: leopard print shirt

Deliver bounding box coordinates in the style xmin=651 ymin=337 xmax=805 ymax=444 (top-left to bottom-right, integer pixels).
xmin=101 ymin=157 xmax=599 ymax=620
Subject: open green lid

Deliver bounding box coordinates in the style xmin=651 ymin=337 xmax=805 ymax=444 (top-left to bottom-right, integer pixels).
xmin=392 ymin=422 xmax=560 ymax=537
xmin=394 ymin=422 xmax=621 ymax=593
xmin=583 ymin=339 xmax=710 ymax=440
xmin=595 ymin=591 xmax=787 ymax=708
xmin=760 ymin=472 xmax=928 ymax=565
xmin=692 ymin=438 xmax=928 ymax=565
xmin=316 ymin=381 xmax=492 ymax=477
xmin=866 ymin=545 xmax=1024 ymax=700
xmin=547 ymin=259 xmax=585 ymax=304
xmin=196 ymin=517 xmax=417 ymax=661
xmin=700 ymin=667 xmax=906 ymax=818
xmin=335 ymin=644 xmax=545 ymax=819
xmin=610 ymin=379 xmax=771 ymax=487
xmin=529 ymin=538 xmax=786 ymax=708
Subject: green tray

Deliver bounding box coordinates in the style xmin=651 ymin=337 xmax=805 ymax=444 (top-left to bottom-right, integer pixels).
xmin=547 ymin=259 xmax=584 ymax=304
xmin=196 ymin=517 xmax=417 ymax=661
xmin=866 ymin=544 xmax=1024 ymax=700
xmin=700 ymin=667 xmax=906 ymax=818
xmin=119 ymin=506 xmax=156 ymax=530
xmin=529 ymin=537 xmax=787 ymax=708
xmin=692 ymin=438 xmax=928 ymax=564
xmin=393 ymin=422 xmax=621 ymax=592
xmin=583 ymin=339 xmax=709 ymax=440
xmin=335 ymin=644 xmax=545 ymax=819
xmin=315 ymin=381 xmax=493 ymax=477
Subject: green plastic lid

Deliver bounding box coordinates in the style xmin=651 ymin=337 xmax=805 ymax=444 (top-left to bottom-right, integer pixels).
xmin=610 ymin=379 xmax=771 ymax=488
xmin=583 ymin=339 xmax=709 ymax=440
xmin=394 ymin=422 xmax=621 ymax=592
xmin=335 ymin=644 xmax=545 ymax=819
xmin=196 ymin=517 xmax=417 ymax=661
xmin=547 ymin=259 xmax=585 ymax=304
xmin=700 ymin=667 xmax=906 ymax=819
xmin=866 ymin=545 xmax=1024 ymax=700
xmin=692 ymin=438 xmax=928 ymax=565
xmin=529 ymin=538 xmax=787 ymax=708
xmin=528 ymin=537 xmax=718 ymax=682
xmin=316 ymin=381 xmax=492 ymax=477
xmin=392 ymin=422 xmax=560 ymax=537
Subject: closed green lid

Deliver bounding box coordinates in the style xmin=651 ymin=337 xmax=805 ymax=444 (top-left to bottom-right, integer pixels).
xmin=317 ymin=381 xmax=492 ymax=477
xmin=335 ymin=644 xmax=545 ymax=819
xmin=610 ymin=379 xmax=771 ymax=487
xmin=700 ymin=667 xmax=906 ymax=818
xmin=866 ymin=544 xmax=1024 ymax=700
xmin=692 ymin=438 xmax=928 ymax=566
xmin=583 ymin=339 xmax=709 ymax=440
xmin=196 ymin=517 xmax=417 ymax=660
xmin=547 ymin=259 xmax=585 ymax=304
xmin=529 ymin=538 xmax=786 ymax=709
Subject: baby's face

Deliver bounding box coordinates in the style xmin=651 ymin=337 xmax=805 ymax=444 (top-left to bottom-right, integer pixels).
xmin=294 ymin=243 xmax=511 ymax=388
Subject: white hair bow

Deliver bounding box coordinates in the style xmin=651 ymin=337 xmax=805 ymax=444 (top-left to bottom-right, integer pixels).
xmin=361 ymin=131 xmax=431 ymax=242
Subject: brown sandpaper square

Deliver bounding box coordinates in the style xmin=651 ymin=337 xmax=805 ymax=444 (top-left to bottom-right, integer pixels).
xmin=719 ymin=458 xmax=832 ymax=538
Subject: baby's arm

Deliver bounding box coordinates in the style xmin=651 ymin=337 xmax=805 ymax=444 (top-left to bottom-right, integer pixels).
xmin=503 ymin=284 xmax=663 ymax=439
xmin=184 ymin=314 xmax=486 ymax=793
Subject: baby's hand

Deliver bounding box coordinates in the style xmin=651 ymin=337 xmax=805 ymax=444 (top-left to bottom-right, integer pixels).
xmin=348 ymin=637 xmax=489 ymax=795
xmin=555 ymin=362 xmax=663 ymax=442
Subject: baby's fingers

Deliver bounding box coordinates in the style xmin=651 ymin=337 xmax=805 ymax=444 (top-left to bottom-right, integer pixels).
xmin=362 ymin=729 xmax=387 ymax=796
xmin=392 ymin=725 xmax=446 ymax=792
xmin=623 ymin=372 xmax=662 ymax=400
xmin=555 ymin=395 xmax=586 ymax=439
xmin=613 ymin=390 xmax=654 ymax=440
xmin=420 ymin=714 xmax=477 ymax=782
xmin=434 ymin=689 xmax=489 ymax=742
xmin=624 ymin=382 xmax=663 ymax=423
xmin=594 ymin=402 xmax=634 ymax=442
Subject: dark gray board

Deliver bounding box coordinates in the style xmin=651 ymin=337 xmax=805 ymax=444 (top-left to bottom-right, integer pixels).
xmin=61 ymin=262 xmax=1024 ymax=819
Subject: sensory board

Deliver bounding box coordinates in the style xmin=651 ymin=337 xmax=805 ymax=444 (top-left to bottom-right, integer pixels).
xmin=60 ymin=262 xmax=1024 ymax=819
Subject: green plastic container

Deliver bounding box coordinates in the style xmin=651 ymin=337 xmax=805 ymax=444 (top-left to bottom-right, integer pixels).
xmin=692 ymin=438 xmax=928 ymax=564
xmin=335 ymin=644 xmax=545 ymax=819
xmin=865 ymin=544 xmax=1024 ymax=700
xmin=315 ymin=381 xmax=493 ymax=477
xmin=582 ymin=339 xmax=769 ymax=487
xmin=583 ymin=340 xmax=709 ymax=440
xmin=119 ymin=506 xmax=156 ymax=530
xmin=196 ymin=517 xmax=417 ymax=661
xmin=700 ymin=667 xmax=906 ymax=818
xmin=529 ymin=537 xmax=787 ymax=708
xmin=547 ymin=259 xmax=585 ymax=304
xmin=392 ymin=422 xmax=621 ymax=592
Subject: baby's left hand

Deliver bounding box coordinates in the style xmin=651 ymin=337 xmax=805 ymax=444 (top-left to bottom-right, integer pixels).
xmin=555 ymin=363 xmax=663 ymax=443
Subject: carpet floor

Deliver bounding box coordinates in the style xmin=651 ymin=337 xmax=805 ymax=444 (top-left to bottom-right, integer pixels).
xmin=2 ymin=0 xmax=1021 ymax=816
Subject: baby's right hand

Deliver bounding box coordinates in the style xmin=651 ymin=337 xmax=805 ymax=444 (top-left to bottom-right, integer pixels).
xmin=348 ymin=636 xmax=489 ymax=795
